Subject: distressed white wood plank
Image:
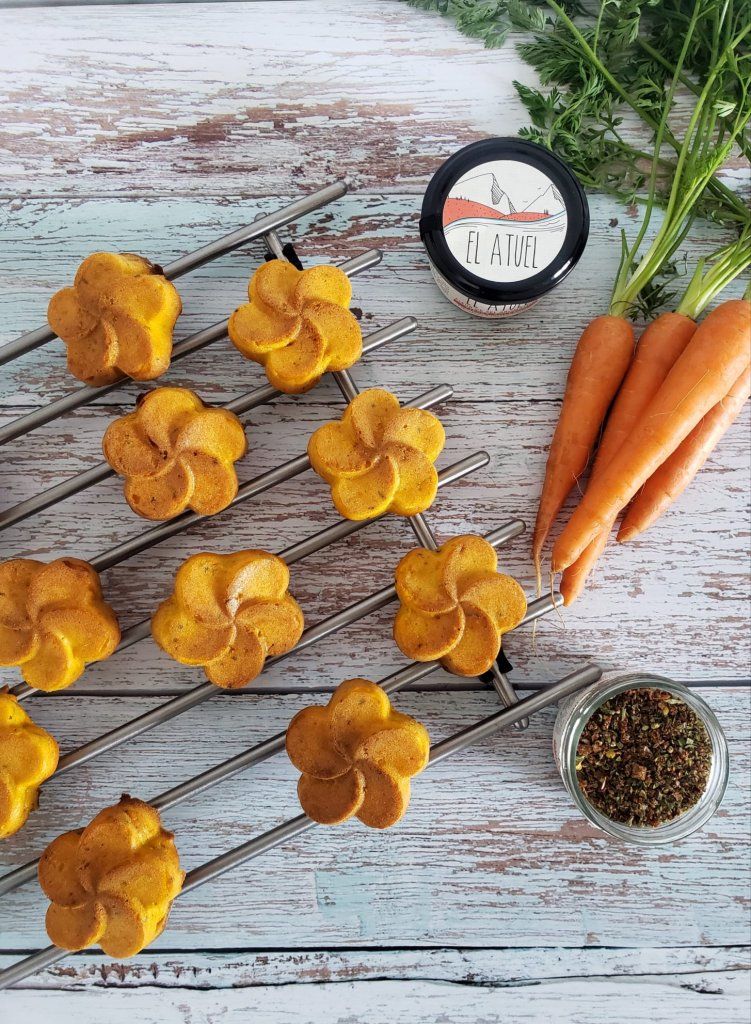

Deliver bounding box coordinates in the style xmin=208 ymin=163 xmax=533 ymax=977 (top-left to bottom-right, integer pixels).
xmin=2 ymin=973 xmax=749 ymax=1024
xmin=0 ymin=2 xmax=576 ymax=199
xmin=3 ymin=944 xmax=747 ymax=988
xmin=1 ymin=690 xmax=748 ymax=950
xmin=1 ymin=1 xmax=746 ymax=201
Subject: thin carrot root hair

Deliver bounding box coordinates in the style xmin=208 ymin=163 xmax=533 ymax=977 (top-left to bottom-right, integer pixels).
xmin=533 ymin=544 xmax=543 ymax=599
xmin=550 ymin=569 xmax=566 ymax=629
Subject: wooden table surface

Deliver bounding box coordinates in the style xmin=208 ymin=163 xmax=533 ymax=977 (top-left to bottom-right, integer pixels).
xmin=1 ymin=2 xmax=749 ymax=1021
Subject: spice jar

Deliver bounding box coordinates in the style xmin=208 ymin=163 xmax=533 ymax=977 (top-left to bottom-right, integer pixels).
xmin=553 ymin=673 xmax=729 ymax=846
xmin=420 ymin=137 xmax=589 ymax=318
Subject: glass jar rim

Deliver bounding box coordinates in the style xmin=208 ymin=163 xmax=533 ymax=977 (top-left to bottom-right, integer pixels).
xmin=557 ymin=673 xmax=729 ymax=846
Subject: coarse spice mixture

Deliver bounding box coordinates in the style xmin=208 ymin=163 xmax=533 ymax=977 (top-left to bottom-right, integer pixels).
xmin=575 ymin=688 xmax=712 ymax=827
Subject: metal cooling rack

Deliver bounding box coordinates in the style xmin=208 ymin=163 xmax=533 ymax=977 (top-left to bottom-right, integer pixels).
xmin=0 ymin=183 xmax=601 ymax=988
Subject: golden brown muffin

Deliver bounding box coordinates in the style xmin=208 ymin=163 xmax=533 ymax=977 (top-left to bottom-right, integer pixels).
xmin=393 ymin=535 xmax=527 ymax=676
xmin=307 ymin=388 xmax=445 ymax=521
xmin=0 ymin=692 xmax=59 ymax=839
xmin=151 ymin=550 xmax=304 ymax=689
xmin=0 ymin=558 xmax=121 ymax=692
xmin=286 ymin=678 xmax=430 ymax=828
xmin=47 ymin=252 xmax=182 ymax=386
xmin=228 ymin=260 xmax=362 ymax=393
xmin=103 ymin=387 xmax=247 ymax=521
xmin=38 ymin=796 xmax=184 ymax=958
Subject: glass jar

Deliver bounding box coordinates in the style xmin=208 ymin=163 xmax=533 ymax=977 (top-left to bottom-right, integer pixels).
xmin=420 ymin=137 xmax=589 ymax=318
xmin=553 ymin=673 xmax=729 ymax=846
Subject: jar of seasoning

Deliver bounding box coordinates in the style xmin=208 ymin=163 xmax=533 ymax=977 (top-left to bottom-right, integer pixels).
xmin=553 ymin=673 xmax=729 ymax=845
xmin=420 ymin=137 xmax=589 ymax=318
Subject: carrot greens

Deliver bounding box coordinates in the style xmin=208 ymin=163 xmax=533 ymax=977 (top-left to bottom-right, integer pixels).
xmin=608 ymin=15 xmax=751 ymax=317
xmin=407 ymin=1 xmax=751 ymax=230
xmin=518 ymin=1 xmax=750 ymax=227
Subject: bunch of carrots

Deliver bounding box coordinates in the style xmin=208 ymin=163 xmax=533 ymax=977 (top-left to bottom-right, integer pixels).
xmin=532 ymin=7 xmax=751 ymax=603
xmin=536 ymin=276 xmax=750 ymax=605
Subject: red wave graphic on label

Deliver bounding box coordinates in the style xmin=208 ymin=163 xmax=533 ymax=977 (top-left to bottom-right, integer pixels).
xmin=442 ymin=198 xmax=551 ymax=228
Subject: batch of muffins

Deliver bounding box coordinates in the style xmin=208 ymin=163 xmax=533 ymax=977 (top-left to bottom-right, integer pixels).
xmin=0 ymin=251 xmax=527 ymax=959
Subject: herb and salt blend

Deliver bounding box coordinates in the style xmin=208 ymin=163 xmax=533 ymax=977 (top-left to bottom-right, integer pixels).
xmin=575 ymin=688 xmax=712 ymax=827
xmin=554 ymin=673 xmax=729 ymax=845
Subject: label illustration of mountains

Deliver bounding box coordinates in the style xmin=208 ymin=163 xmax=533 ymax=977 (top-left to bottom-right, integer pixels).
xmin=444 ymin=173 xmax=566 ymax=232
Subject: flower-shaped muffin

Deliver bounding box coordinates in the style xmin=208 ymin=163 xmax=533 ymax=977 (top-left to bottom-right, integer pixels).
xmin=0 ymin=693 xmax=59 ymax=839
xmin=47 ymin=252 xmax=182 ymax=386
xmin=308 ymin=389 xmax=445 ymax=521
xmin=103 ymin=387 xmax=247 ymax=521
xmin=286 ymin=678 xmax=430 ymax=829
xmin=228 ymin=260 xmax=362 ymax=393
xmin=0 ymin=558 xmax=121 ymax=692
xmin=393 ymin=535 xmax=527 ymax=676
xmin=151 ymin=550 xmax=304 ymax=689
xmin=38 ymin=796 xmax=184 ymax=958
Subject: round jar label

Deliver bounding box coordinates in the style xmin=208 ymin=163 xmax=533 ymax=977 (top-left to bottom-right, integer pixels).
xmin=441 ymin=159 xmax=569 ymax=284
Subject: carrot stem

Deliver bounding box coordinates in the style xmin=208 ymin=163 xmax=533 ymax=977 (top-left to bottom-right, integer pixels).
xmin=607 ymin=18 xmax=751 ymax=317
xmin=543 ymin=0 xmax=751 ymax=226
xmin=677 ymin=230 xmax=751 ymax=320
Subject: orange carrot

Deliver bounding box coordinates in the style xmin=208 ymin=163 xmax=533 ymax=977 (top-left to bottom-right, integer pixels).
xmin=560 ymin=312 xmax=697 ymax=604
xmin=552 ymin=298 xmax=751 ymax=572
xmin=618 ymin=364 xmax=750 ymax=542
xmin=532 ymin=315 xmax=634 ymax=587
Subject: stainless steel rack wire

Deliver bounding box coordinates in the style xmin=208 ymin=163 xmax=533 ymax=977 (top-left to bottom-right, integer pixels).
xmin=0 ymin=183 xmax=589 ymax=988
xmin=10 ymin=457 xmax=504 ymax=752
xmin=0 ymin=306 xmax=408 ymax=531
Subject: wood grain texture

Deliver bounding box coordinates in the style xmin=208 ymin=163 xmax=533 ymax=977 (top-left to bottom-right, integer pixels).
xmin=0 ymin=1 xmax=746 ymax=201
xmin=0 ymin=1 xmax=606 ymax=199
xmin=2 ymin=946 xmax=749 ymax=1022
xmin=3 ymin=945 xmax=747 ymax=988
xmin=1 ymin=971 xmax=749 ymax=1024
xmin=0 ymin=0 xmax=749 ymax=1012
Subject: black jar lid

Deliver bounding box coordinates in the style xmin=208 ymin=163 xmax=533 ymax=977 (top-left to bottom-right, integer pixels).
xmin=420 ymin=137 xmax=589 ymax=304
